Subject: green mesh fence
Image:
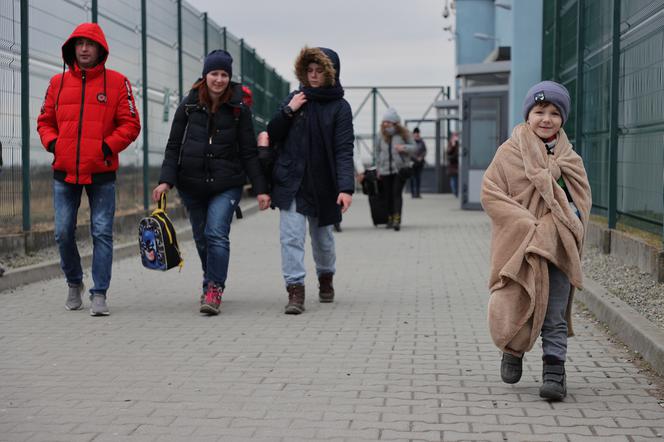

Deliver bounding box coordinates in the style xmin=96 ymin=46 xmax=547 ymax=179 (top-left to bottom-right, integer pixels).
xmin=543 ymin=0 xmax=664 ymax=236
xmin=0 ymin=0 xmax=289 ymax=233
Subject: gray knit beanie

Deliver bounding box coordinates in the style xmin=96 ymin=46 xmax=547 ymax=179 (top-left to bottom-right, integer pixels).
xmin=382 ymin=107 xmax=400 ymax=123
xmin=523 ymin=81 xmax=571 ymax=124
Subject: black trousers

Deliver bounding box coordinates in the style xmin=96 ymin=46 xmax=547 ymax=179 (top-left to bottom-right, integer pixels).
xmin=381 ymin=173 xmax=406 ymax=216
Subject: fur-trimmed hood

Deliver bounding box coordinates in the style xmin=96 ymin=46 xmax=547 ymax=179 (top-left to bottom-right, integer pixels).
xmin=294 ymin=47 xmax=340 ymax=87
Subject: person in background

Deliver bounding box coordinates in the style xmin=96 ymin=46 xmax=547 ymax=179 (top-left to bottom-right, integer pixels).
xmin=267 ymin=46 xmax=354 ymax=315
xmin=0 ymin=140 xmax=4 ymax=277
xmin=481 ymin=80 xmax=591 ymax=401
xmin=410 ymin=127 xmax=427 ymax=198
xmin=372 ymin=108 xmax=416 ymax=231
xmin=37 ymin=23 xmax=141 ymax=316
xmin=153 ymin=50 xmax=270 ymax=316
xmin=446 ymin=132 xmax=459 ymax=197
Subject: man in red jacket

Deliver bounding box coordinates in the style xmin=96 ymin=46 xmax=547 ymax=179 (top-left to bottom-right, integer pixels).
xmin=37 ymin=23 xmax=141 ymax=316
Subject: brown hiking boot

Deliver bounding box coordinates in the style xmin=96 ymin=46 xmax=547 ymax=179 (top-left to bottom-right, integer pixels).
xmin=285 ymin=284 xmax=305 ymax=314
xmin=318 ymin=273 xmax=335 ymax=303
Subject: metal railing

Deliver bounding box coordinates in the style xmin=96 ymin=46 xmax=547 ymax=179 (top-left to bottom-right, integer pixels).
xmin=543 ymin=0 xmax=664 ymax=239
xmin=345 ymin=86 xmax=452 ymax=192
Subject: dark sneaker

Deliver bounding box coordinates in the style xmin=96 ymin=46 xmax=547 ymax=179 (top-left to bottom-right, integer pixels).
xmin=285 ymin=284 xmax=305 ymax=314
xmin=318 ymin=273 xmax=335 ymax=303
xmin=500 ymin=352 xmax=523 ymax=384
xmin=540 ymin=361 xmax=566 ymax=401
xmin=393 ymin=214 xmax=401 ymax=231
xmin=65 ymin=282 xmax=85 ymax=311
xmin=200 ymin=283 xmax=222 ymax=315
xmin=90 ymin=294 xmax=110 ymax=316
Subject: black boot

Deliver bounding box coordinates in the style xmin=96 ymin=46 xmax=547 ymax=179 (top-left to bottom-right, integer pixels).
xmin=500 ymin=352 xmax=523 ymax=384
xmin=539 ymin=356 xmax=566 ymax=400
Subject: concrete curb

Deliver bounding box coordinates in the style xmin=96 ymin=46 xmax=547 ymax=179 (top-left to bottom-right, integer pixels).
xmin=0 ymin=202 xmax=259 ymax=293
xmin=577 ymin=276 xmax=664 ymax=376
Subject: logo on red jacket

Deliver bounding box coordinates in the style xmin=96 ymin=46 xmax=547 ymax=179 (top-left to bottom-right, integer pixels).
xmin=124 ymin=79 xmax=137 ymax=117
xmin=97 ymin=93 xmax=107 ymax=103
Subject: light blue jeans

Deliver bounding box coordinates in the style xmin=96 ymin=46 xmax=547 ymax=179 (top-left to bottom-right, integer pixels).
xmin=279 ymin=200 xmax=335 ymax=286
xmin=53 ymin=180 xmax=115 ymax=297
xmin=178 ymin=187 xmax=242 ymax=291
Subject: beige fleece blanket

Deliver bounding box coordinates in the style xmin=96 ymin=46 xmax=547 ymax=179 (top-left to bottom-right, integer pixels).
xmin=480 ymin=124 xmax=592 ymax=356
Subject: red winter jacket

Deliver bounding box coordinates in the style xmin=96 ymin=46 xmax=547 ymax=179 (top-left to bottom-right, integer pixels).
xmin=37 ymin=23 xmax=141 ymax=184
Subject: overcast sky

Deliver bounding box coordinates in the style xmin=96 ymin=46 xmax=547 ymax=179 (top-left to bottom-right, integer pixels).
xmin=188 ymin=0 xmax=456 ymax=89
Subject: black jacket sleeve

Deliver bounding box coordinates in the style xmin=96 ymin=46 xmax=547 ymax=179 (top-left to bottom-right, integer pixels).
xmin=266 ymin=92 xmax=296 ymax=143
xmin=238 ymin=105 xmax=268 ymax=195
xmin=334 ymin=100 xmax=355 ymax=194
xmin=158 ymin=100 xmax=188 ymax=187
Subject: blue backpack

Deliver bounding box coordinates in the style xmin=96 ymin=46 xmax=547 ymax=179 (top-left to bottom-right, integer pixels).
xmin=138 ymin=194 xmax=183 ymax=271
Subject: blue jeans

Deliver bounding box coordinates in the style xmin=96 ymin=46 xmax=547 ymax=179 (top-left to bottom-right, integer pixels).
xmin=279 ymin=200 xmax=335 ymax=286
xmin=179 ymin=187 xmax=242 ymax=290
xmin=449 ymin=175 xmax=458 ymax=197
xmin=53 ymin=180 xmax=115 ymax=297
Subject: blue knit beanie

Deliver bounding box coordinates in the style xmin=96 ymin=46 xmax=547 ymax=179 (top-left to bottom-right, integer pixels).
xmin=523 ymin=81 xmax=571 ymax=124
xmin=202 ymin=49 xmax=233 ymax=78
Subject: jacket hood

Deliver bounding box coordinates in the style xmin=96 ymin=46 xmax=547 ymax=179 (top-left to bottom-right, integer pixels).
xmin=294 ymin=47 xmax=340 ymax=88
xmin=62 ymin=23 xmax=109 ymax=68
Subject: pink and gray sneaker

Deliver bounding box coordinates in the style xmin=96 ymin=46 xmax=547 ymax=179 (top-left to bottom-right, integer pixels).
xmin=200 ymin=283 xmax=222 ymax=315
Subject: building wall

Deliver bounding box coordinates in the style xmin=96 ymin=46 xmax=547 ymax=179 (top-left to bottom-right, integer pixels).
xmin=455 ymin=0 xmax=496 ymax=65
xmin=508 ymin=0 xmax=543 ymax=128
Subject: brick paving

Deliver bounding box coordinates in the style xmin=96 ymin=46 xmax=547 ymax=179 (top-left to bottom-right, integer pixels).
xmin=1 ymin=194 xmax=663 ymax=441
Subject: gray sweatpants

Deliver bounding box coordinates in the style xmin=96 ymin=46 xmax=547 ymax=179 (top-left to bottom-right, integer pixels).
xmin=541 ymin=263 xmax=571 ymax=361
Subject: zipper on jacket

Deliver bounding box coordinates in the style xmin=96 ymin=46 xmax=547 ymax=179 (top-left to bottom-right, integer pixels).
xmin=75 ymin=71 xmax=87 ymax=184
xmin=204 ymin=113 xmax=211 ymax=182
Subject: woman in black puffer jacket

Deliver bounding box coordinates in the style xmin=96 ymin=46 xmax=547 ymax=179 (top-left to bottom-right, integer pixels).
xmin=153 ymin=50 xmax=270 ymax=316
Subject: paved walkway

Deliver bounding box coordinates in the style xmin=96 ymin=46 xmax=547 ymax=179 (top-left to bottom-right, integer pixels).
xmin=1 ymin=195 xmax=663 ymax=442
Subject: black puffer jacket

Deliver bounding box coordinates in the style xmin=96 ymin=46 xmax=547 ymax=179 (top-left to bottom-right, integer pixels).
xmin=159 ymin=83 xmax=267 ymax=196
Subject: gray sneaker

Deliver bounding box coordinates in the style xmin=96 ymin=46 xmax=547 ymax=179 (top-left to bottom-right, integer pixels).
xmin=90 ymin=294 xmax=110 ymax=316
xmin=65 ymin=283 xmax=85 ymax=311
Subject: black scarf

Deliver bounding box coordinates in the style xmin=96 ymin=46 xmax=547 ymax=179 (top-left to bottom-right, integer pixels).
xmin=298 ymin=83 xmax=345 ymax=219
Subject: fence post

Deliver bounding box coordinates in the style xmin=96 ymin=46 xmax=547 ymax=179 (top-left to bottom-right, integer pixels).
xmin=177 ymin=0 xmax=183 ymax=102
xmin=141 ymin=0 xmax=149 ymax=210
xmin=575 ymin=0 xmax=585 ymax=159
xmin=222 ymin=27 xmax=227 ymax=51
xmin=91 ymin=0 xmax=98 ymax=22
xmin=608 ymin=0 xmax=621 ymax=229
xmin=203 ymin=12 xmax=208 ymax=56
xmin=552 ymin=0 xmax=559 ymax=81
xmin=20 ymin=0 xmax=30 ymax=232
xmin=371 ymin=88 xmax=377 ymax=157
xmin=435 ymin=119 xmax=442 ymax=193
xmin=240 ymin=38 xmax=244 ymax=85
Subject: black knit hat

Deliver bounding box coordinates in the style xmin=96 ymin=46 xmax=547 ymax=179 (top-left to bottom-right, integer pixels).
xmin=202 ymin=49 xmax=233 ymax=78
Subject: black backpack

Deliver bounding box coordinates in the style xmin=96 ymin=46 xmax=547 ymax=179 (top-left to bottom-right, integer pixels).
xmin=138 ymin=194 xmax=183 ymax=271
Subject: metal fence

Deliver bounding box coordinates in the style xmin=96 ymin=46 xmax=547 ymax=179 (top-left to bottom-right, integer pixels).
xmin=542 ymin=0 xmax=664 ymax=239
xmin=0 ymin=0 xmax=290 ymax=234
